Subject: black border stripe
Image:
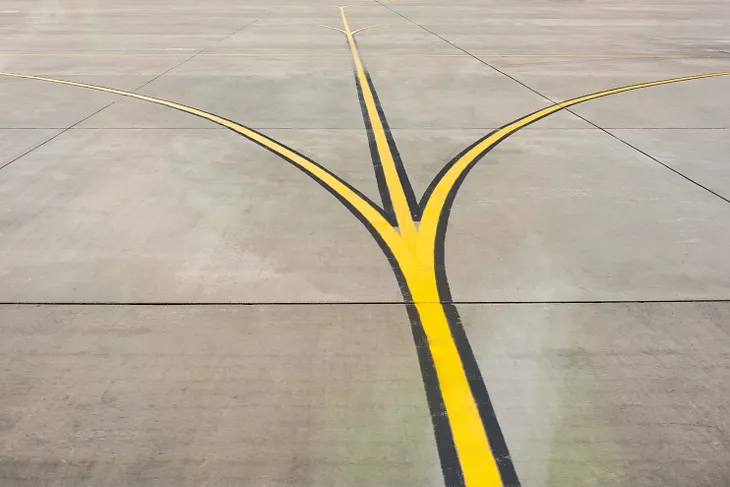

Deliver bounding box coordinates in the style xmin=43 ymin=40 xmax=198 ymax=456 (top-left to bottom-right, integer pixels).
xmin=353 ymin=66 xmax=399 ymax=225
xmin=142 ymin=96 xmax=394 ymax=225
xmin=418 ymin=132 xmax=495 ymax=210
xmin=362 ymin=69 xmax=422 ymax=221
xmin=410 ymin=72 xmax=730 ymax=487
xmin=433 ymin=167 xmax=521 ymax=487
xmin=10 ymin=74 xmax=393 ymax=225
xmin=12 ymin=68 xmax=729 ymax=487
xmin=2 ymin=70 xmax=467 ymax=486
xmin=319 ymin=185 xmax=467 ymax=487
xmin=418 ymin=105 xmax=557 ymax=210
xmin=343 ymin=41 xmax=473 ymax=485
xmin=418 ymin=73 xmax=725 ymax=211
xmin=348 ymin=36 xmax=421 ymax=223
xmin=406 ymin=302 xmax=466 ymax=487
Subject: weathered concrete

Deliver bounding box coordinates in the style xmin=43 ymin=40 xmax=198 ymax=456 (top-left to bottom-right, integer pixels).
xmin=463 ymin=302 xmax=730 ymax=487
xmin=1 ymin=0 xmax=729 ymax=485
xmin=0 ymin=305 xmax=442 ymax=486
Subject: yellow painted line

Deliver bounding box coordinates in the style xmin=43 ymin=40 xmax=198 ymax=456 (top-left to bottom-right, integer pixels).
xmin=4 ymin=58 xmax=729 ymax=487
xmin=401 ymin=258 xmax=506 ymax=487
xmin=419 ymin=71 xmax=730 ymax=252
xmin=339 ymin=7 xmax=419 ymax=244
xmin=351 ymin=25 xmax=381 ymax=35
xmin=0 ymin=38 xmax=506 ymax=487
xmin=0 ymin=70 xmax=400 ymax=247
xmin=315 ymin=24 xmax=347 ymax=34
xmin=334 ymin=11 xmax=509 ymax=483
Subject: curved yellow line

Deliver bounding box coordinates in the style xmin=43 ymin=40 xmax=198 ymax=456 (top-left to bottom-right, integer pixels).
xmin=7 ymin=67 xmax=727 ymax=487
xmin=351 ymin=25 xmax=380 ymax=35
xmin=0 ymin=71 xmax=401 ymax=246
xmin=400 ymin=70 xmax=730 ymax=487
xmin=418 ymin=71 xmax=730 ymax=261
xmin=315 ymin=24 xmax=347 ymax=34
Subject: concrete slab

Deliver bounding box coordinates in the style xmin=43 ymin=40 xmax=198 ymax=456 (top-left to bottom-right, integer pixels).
xmin=0 ymin=128 xmax=399 ymax=303
xmin=77 ymin=57 xmax=366 ymax=129
xmin=610 ymin=129 xmax=730 ymax=201
xmin=353 ymin=56 xmax=586 ymax=129
xmin=434 ymin=24 xmax=730 ymax=58
xmin=0 ymin=129 xmax=60 ymax=168
xmin=482 ymin=59 xmax=730 ymax=128
xmin=1 ymin=33 xmax=231 ymax=52
xmin=0 ymin=304 xmax=442 ymax=486
xmin=2 ymin=0 xmax=730 ymax=485
xmin=461 ymin=302 xmax=730 ymax=487
xmin=444 ymin=128 xmax=730 ymax=301
xmin=212 ymin=23 xmax=455 ymax=55
xmin=0 ymin=76 xmax=157 ymax=129
xmin=0 ymin=53 xmax=195 ymax=77
xmin=384 ymin=1 xmax=730 ymax=56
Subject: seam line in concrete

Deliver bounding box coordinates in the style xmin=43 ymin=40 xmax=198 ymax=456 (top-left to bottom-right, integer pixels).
xmin=0 ymin=102 xmax=114 ymax=173
xmin=3 ymin=127 xmax=729 ymax=131
xmin=2 ymin=299 xmax=730 ymax=306
xmin=373 ymin=0 xmax=730 ymax=208
xmin=0 ymin=14 xmax=272 ymax=172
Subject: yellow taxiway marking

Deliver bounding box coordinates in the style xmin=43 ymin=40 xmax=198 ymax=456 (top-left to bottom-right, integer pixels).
xmin=419 ymin=71 xmax=730 ymax=248
xmin=338 ymin=7 xmax=419 ymax=243
xmin=0 ymin=70 xmax=398 ymax=248
xmin=0 ymin=52 xmax=723 ymax=60
xmin=402 ymin=71 xmax=730 ymax=487
xmin=2 ymin=61 xmax=728 ymax=487
xmin=351 ymin=25 xmax=382 ymax=35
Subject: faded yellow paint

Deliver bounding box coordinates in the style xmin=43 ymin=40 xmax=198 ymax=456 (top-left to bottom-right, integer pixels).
xmin=0 ymin=70 xmax=400 ymax=248
xmin=336 ymin=7 xmax=511 ymax=484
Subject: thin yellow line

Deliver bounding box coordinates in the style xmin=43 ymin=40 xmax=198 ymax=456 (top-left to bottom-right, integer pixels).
xmin=0 ymin=70 xmax=400 ymax=247
xmin=404 ymin=70 xmax=730 ymax=487
xmin=339 ymin=7 xmax=418 ymax=244
xmin=351 ymin=25 xmax=381 ymax=35
xmin=335 ymin=10 xmax=508 ymax=485
xmin=419 ymin=71 xmax=730 ymax=249
xmin=315 ymin=24 xmax=347 ymax=34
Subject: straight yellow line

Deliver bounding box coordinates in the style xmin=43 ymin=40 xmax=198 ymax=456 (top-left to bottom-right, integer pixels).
xmin=340 ymin=7 xmax=418 ymax=243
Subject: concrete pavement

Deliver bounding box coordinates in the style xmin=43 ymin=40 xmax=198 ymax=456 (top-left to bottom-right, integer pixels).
xmin=1 ymin=0 xmax=729 ymax=485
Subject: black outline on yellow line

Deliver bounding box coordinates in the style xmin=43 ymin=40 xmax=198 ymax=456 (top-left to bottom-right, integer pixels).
xmin=328 ymin=6 xmax=421 ymax=235
xmin=1 ymin=13 xmax=729 ymax=487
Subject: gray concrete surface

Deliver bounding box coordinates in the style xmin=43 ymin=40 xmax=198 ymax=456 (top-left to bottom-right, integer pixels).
xmin=1 ymin=0 xmax=729 ymax=485
xmin=465 ymin=302 xmax=730 ymax=487
xmin=0 ymin=305 xmax=442 ymax=486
